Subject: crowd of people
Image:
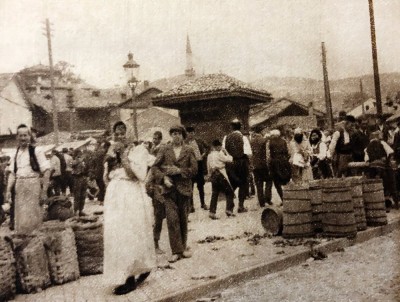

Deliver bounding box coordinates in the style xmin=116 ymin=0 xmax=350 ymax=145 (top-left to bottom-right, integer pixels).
xmin=0 ymin=114 xmax=399 ymax=295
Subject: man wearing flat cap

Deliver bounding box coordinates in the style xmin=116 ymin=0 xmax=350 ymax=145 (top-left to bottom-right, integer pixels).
xmin=328 ymin=115 xmax=356 ymax=177
xmin=222 ymin=118 xmax=252 ymax=214
xmin=152 ymin=125 xmax=198 ymax=263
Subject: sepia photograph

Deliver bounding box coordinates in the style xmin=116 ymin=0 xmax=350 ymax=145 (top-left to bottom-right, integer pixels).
xmin=0 ymin=0 xmax=400 ymax=301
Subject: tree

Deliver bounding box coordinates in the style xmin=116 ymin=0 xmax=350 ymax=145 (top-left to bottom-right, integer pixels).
xmin=54 ymin=61 xmax=82 ymax=84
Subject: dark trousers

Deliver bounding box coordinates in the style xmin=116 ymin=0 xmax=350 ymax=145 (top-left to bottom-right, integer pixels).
xmin=73 ymin=175 xmax=87 ymax=213
xmin=190 ymin=161 xmax=205 ymax=209
xmin=61 ymin=171 xmax=74 ymax=195
xmin=253 ymin=168 xmax=271 ymax=207
xmin=95 ymin=176 xmax=106 ymax=202
xmin=265 ymin=178 xmax=283 ymax=202
xmin=164 ymin=190 xmax=189 ymax=255
xmin=152 ymin=198 xmax=166 ymax=244
xmin=49 ymin=175 xmax=62 ymax=196
xmin=334 ymin=154 xmax=352 ymax=177
xmin=227 ymin=158 xmax=249 ymax=208
xmin=209 ymin=171 xmax=234 ymax=214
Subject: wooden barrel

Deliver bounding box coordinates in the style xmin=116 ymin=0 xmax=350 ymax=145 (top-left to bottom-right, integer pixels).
xmin=261 ymin=206 xmax=283 ymax=236
xmin=321 ymin=179 xmax=357 ymax=237
xmin=282 ymin=184 xmax=313 ymax=238
xmin=348 ymin=177 xmax=367 ymax=231
xmin=309 ymin=180 xmax=323 ymax=232
xmin=362 ymin=179 xmax=388 ymax=226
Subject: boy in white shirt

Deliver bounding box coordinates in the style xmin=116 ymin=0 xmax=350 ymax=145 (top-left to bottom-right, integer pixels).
xmin=207 ymin=140 xmax=235 ymax=219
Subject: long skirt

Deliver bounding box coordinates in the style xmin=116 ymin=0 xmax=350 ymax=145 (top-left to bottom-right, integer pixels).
xmin=14 ymin=177 xmax=42 ymax=234
xmin=103 ymin=178 xmax=156 ymax=285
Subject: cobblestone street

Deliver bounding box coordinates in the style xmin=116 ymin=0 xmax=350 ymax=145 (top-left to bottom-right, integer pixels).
xmin=211 ymin=229 xmax=400 ymax=302
xmin=7 ymin=182 xmax=400 ymax=302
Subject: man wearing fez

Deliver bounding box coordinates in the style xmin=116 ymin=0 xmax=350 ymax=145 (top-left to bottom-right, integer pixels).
xmin=222 ymin=118 xmax=252 ymax=213
xmin=5 ymin=124 xmax=51 ymax=234
xmin=328 ymin=115 xmax=356 ymax=177
xmin=152 ymin=125 xmax=197 ymax=263
xmin=185 ymin=126 xmax=209 ymax=212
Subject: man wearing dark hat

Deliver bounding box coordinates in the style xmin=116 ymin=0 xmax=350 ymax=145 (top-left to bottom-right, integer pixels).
xmin=152 ymin=125 xmax=198 ymax=263
xmin=328 ymin=115 xmax=356 ymax=177
xmin=222 ymin=118 xmax=252 ymax=213
xmin=185 ymin=126 xmax=209 ymax=212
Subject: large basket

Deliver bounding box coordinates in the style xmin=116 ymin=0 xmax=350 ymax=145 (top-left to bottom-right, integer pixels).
xmin=38 ymin=221 xmax=80 ymax=285
xmin=0 ymin=235 xmax=16 ymax=301
xmin=12 ymin=234 xmax=51 ymax=293
xmin=68 ymin=216 xmax=103 ymax=275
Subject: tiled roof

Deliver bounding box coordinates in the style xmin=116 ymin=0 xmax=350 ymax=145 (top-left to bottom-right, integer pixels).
xmin=249 ymin=97 xmax=325 ymax=127
xmin=0 ymin=73 xmax=15 ymax=92
xmin=153 ymin=73 xmax=272 ymax=101
xmin=27 ymin=87 xmax=124 ymax=112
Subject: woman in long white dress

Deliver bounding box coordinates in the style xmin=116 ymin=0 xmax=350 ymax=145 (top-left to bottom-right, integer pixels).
xmin=103 ymin=121 xmax=156 ymax=295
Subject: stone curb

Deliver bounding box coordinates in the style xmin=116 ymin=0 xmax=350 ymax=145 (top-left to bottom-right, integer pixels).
xmin=153 ymin=216 xmax=400 ymax=302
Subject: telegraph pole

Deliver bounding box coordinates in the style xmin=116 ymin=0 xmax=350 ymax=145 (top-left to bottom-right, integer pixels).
xmin=368 ymin=0 xmax=382 ymax=117
xmin=321 ymin=42 xmax=334 ymax=130
xmin=44 ymin=19 xmax=59 ymax=145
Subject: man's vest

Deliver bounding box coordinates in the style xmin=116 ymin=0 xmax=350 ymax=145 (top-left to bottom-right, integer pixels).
xmin=335 ymin=130 xmax=352 ymax=155
xmin=225 ymin=132 xmax=245 ymax=159
xmin=14 ymin=145 xmax=40 ymax=173
xmin=366 ymin=140 xmax=386 ymax=162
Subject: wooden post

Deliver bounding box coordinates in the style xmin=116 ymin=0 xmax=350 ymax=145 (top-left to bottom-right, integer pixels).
xmin=45 ymin=19 xmax=59 ymax=145
xmin=368 ymin=0 xmax=383 ymax=117
xmin=321 ymin=42 xmax=334 ymax=130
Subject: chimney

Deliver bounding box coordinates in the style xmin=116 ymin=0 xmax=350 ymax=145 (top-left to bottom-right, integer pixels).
xmin=308 ymin=101 xmax=314 ymax=116
xmin=144 ymin=80 xmax=149 ymax=89
xmin=36 ymin=76 xmax=42 ymax=94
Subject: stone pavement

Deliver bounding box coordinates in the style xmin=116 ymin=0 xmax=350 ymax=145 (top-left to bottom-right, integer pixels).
xmin=9 ymin=183 xmax=400 ymax=302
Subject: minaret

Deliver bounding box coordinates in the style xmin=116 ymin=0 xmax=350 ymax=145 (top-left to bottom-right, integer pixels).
xmin=185 ymin=35 xmax=195 ymax=77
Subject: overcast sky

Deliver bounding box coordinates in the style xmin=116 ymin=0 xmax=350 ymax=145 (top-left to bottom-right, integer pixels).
xmin=0 ymin=0 xmax=399 ymax=88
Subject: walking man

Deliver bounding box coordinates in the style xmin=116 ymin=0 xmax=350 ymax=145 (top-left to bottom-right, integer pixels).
xmin=5 ymin=124 xmax=51 ymax=234
xmin=153 ymin=125 xmax=197 ymax=263
xmin=185 ymin=126 xmax=209 ymax=212
xmin=250 ymin=126 xmax=272 ymax=207
xmin=149 ymin=130 xmax=166 ymax=254
xmin=207 ymin=139 xmax=235 ymax=219
xmin=223 ymin=119 xmax=252 ymax=213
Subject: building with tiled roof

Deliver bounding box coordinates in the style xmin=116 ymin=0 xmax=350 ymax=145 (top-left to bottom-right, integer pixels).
xmin=153 ymin=73 xmax=272 ymax=143
xmin=17 ymin=64 xmax=126 ymax=134
xmin=249 ymin=97 xmax=326 ymax=131
xmin=0 ymin=73 xmax=32 ymax=136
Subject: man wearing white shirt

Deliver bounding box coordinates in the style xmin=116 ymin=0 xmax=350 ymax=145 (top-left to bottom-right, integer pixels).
xmin=222 ymin=119 xmax=252 ymax=213
xmin=5 ymin=124 xmax=51 ymax=234
xmin=328 ymin=115 xmax=356 ymax=177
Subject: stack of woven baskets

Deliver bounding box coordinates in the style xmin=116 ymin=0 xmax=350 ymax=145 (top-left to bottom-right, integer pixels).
xmin=12 ymin=234 xmax=51 ymax=293
xmin=68 ymin=215 xmax=103 ymax=275
xmin=38 ymin=221 xmax=80 ymax=285
xmin=0 ymin=235 xmax=16 ymax=300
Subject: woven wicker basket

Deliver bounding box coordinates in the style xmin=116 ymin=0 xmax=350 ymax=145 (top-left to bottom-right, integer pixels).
xmin=38 ymin=221 xmax=80 ymax=285
xmin=12 ymin=234 xmax=51 ymax=293
xmin=68 ymin=216 xmax=103 ymax=275
xmin=0 ymin=235 xmax=16 ymax=300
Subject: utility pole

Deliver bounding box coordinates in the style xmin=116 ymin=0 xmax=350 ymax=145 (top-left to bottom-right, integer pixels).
xmin=43 ymin=19 xmax=59 ymax=145
xmin=368 ymin=0 xmax=382 ymax=117
xmin=360 ymin=79 xmax=365 ymax=116
xmin=321 ymin=42 xmax=334 ymax=130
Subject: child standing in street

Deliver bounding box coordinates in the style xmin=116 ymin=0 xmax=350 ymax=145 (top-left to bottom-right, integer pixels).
xmin=207 ymin=139 xmax=235 ymax=219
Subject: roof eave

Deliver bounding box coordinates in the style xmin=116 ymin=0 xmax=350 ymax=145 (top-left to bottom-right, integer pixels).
xmin=153 ymin=89 xmax=272 ymax=107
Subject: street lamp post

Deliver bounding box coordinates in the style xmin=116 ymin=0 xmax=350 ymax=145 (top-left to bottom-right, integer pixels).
xmin=123 ymin=52 xmax=140 ymax=140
